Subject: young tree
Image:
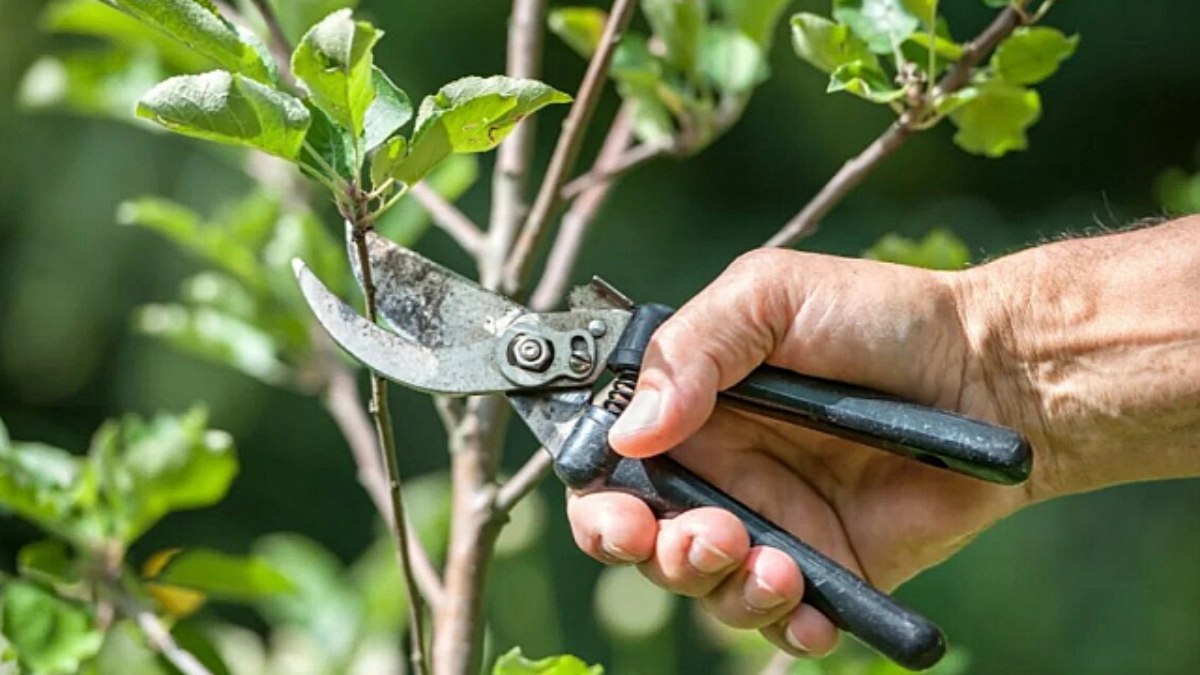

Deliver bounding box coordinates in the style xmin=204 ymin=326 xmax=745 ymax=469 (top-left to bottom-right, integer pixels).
xmin=7 ymin=0 xmax=1076 ymax=673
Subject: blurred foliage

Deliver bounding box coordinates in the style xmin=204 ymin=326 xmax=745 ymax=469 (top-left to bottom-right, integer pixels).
xmin=1156 ymin=144 xmax=1200 ymax=215
xmin=1 ymin=0 xmax=1199 ymax=674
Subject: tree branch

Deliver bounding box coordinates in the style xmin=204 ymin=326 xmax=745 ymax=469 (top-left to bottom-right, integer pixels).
xmin=482 ymin=0 xmax=548 ymax=289
xmin=495 ymin=450 xmax=553 ymax=513
xmin=411 ymin=182 xmax=486 ymax=256
xmin=766 ymin=4 xmax=1028 ymax=248
xmin=346 ymin=200 xmax=430 ymax=675
xmin=502 ymin=0 xmax=639 ymax=293
xmin=246 ymin=0 xmax=293 ymax=82
xmin=321 ymin=359 xmax=444 ymax=607
xmin=559 ymin=141 xmax=664 ymax=202
xmin=530 ymin=100 xmax=637 ymax=311
xmin=134 ymin=607 xmax=214 ymax=675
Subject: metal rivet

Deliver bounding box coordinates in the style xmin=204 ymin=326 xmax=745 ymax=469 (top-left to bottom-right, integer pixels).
xmin=587 ymin=319 xmax=607 ymax=338
xmin=510 ymin=334 xmax=553 ymax=372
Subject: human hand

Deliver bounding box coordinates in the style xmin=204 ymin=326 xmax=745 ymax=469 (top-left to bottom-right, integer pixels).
xmin=565 ymin=249 xmax=1036 ymax=656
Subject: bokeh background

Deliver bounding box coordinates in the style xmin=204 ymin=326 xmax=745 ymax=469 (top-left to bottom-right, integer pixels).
xmin=2 ymin=0 xmax=1199 ymax=673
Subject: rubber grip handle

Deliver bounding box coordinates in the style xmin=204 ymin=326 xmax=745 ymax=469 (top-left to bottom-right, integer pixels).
xmin=721 ymin=366 xmax=1032 ymax=485
xmin=604 ymin=453 xmax=946 ymax=671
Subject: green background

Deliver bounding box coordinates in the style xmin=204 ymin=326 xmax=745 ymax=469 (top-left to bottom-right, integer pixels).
xmin=1 ymin=0 xmax=1198 ymax=673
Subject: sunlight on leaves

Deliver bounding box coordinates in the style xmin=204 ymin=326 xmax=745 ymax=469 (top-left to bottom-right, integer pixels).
xmin=492 ymin=648 xmax=604 ymax=675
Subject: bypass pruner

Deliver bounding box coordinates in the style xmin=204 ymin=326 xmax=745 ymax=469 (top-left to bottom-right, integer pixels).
xmin=292 ymin=231 xmax=1032 ymax=671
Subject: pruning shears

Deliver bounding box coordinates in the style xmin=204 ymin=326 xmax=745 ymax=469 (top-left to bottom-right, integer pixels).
xmin=293 ymin=231 xmax=1032 ymax=671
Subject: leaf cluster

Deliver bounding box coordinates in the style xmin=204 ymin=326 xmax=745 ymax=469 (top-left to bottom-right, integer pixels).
xmin=550 ymin=0 xmax=790 ymax=154
xmin=790 ymin=0 xmax=1078 ymax=157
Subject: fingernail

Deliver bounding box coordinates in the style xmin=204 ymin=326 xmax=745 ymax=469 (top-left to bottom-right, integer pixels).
xmin=785 ymin=625 xmax=811 ymax=653
xmin=609 ymin=390 xmax=661 ymax=441
xmin=687 ymin=538 xmax=736 ymax=575
xmin=601 ymin=540 xmax=641 ymax=564
xmin=744 ymin=575 xmax=787 ymax=612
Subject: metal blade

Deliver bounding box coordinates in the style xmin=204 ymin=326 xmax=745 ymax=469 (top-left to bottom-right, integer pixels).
xmin=296 ymin=259 xmax=520 ymax=394
xmin=348 ymin=229 xmax=526 ymax=351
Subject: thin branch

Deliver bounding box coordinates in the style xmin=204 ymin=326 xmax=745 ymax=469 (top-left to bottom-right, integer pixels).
xmin=559 ymin=142 xmax=664 ymax=202
xmin=482 ymin=0 xmax=549 ymax=288
xmin=766 ymin=4 xmax=1028 ymax=248
xmin=121 ymin=598 xmax=212 ymax=675
xmin=347 ymin=205 xmax=430 ymax=675
xmin=495 ymin=450 xmax=554 ymax=513
xmin=530 ymin=100 xmax=638 ymax=311
xmin=321 ymin=359 xmax=444 ymax=606
xmin=411 ymin=182 xmax=487 ymax=255
xmin=502 ymin=0 xmax=639 ymax=294
xmin=247 ymin=0 xmax=294 ymax=83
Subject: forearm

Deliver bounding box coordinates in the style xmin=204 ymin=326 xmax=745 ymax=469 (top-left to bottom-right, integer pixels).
xmin=956 ymin=215 xmax=1200 ymax=499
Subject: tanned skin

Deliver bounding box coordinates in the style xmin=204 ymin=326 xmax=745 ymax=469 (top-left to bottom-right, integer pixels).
xmin=565 ymin=215 xmax=1200 ymax=655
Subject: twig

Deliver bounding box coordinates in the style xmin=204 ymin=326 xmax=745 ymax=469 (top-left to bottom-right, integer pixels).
xmin=501 ymin=0 xmax=639 ymax=294
xmin=766 ymin=4 xmax=1028 ymax=248
xmin=560 ymin=142 xmax=664 ymax=201
xmin=482 ymin=0 xmax=548 ymax=289
xmin=432 ymin=395 xmax=509 ymax=675
xmin=122 ymin=598 xmax=212 ymax=675
xmin=495 ymin=450 xmax=554 ymax=513
xmin=530 ymin=100 xmax=637 ymax=311
xmin=246 ymin=0 xmax=294 ymax=83
xmin=411 ymin=183 xmax=486 ymax=255
xmin=321 ymin=359 xmax=444 ymax=606
xmin=347 ymin=203 xmax=430 ymax=675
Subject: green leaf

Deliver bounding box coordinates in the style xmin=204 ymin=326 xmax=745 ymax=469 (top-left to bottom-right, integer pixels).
xmin=790 ymin=13 xmax=878 ymax=75
xmin=134 ymin=304 xmax=291 ymax=385
xmin=902 ymin=31 xmax=963 ymax=74
xmin=900 ymin=0 xmax=936 ymax=28
xmin=267 ymin=0 xmax=359 ymax=44
xmin=376 ymin=155 xmax=478 ymax=245
xmin=1 ymin=582 xmax=103 ymax=675
xmin=864 ymin=229 xmax=972 ymax=270
xmin=149 ymin=549 xmax=293 ymax=600
xmin=91 ymin=408 xmax=238 ymax=542
xmin=0 ymin=440 xmax=95 ymax=542
xmin=980 ymin=0 xmax=1010 ymax=7
xmin=1156 ymin=167 xmax=1200 ymax=215
xmin=397 ymin=76 xmax=570 ymax=184
xmin=118 ymin=196 xmax=268 ymax=291
xmin=104 ymin=0 xmax=272 ymax=81
xmin=699 ymin=26 xmax=767 ymax=94
xmin=610 ymin=36 xmax=676 ymax=146
xmin=369 ymin=136 xmax=407 ymax=189
xmin=40 ymin=0 xmax=211 ymax=72
xmin=301 ymin=103 xmax=356 ymax=180
xmin=548 ymin=7 xmax=608 ymax=58
xmin=641 ymin=0 xmax=705 ymax=77
xmin=17 ymin=540 xmax=77 ymax=588
xmin=136 ymin=70 xmax=311 ymax=160
xmin=833 ymin=0 xmax=921 ymax=54
xmin=828 ymin=61 xmax=904 ymax=103
xmin=992 ymin=27 xmax=1079 ymax=85
xmin=492 ymin=648 xmax=604 ymax=675
xmin=363 ymin=68 xmax=413 ymax=152
xmin=253 ymin=534 xmax=363 ymax=661
xmin=84 ymin=621 xmax=169 ymax=675
xmin=712 ymin=0 xmax=791 ymax=48
xmin=291 ymin=9 xmax=381 ymax=139
xmin=949 ymin=82 xmax=1041 ymax=157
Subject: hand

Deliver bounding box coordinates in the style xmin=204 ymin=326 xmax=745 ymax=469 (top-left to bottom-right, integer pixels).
xmin=565 ymin=248 xmax=1036 ymax=656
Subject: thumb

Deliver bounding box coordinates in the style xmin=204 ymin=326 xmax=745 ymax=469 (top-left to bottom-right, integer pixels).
xmin=608 ymin=250 xmax=797 ymax=458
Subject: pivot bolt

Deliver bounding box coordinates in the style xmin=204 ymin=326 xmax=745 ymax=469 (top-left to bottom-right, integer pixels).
xmin=510 ymin=334 xmax=553 ymax=372
xmin=587 ymin=319 xmax=608 ymax=338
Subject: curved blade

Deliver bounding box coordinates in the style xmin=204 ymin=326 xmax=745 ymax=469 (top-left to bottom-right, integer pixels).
xmin=295 ymin=259 xmax=519 ymax=394
xmin=348 ymin=229 xmax=524 ymax=346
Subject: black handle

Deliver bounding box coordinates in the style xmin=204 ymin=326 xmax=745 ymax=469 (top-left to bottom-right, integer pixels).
xmin=722 ymin=366 xmax=1032 ymax=485
xmin=602 ymin=453 xmax=946 ymax=671
xmin=554 ymin=407 xmax=947 ymax=670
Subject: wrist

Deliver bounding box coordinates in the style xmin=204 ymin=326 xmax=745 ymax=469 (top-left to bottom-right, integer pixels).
xmin=950 ymin=217 xmax=1200 ymax=501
